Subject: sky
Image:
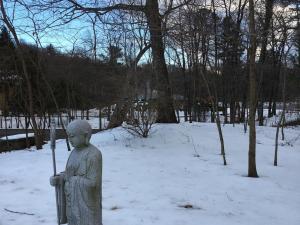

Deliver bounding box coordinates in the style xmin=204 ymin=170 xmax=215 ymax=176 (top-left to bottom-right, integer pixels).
xmin=1 ymin=0 xmax=98 ymax=52
xmin=1 ymin=0 xmax=298 ymax=60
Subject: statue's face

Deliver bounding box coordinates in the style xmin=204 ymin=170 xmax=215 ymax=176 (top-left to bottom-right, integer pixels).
xmin=67 ymin=131 xmax=87 ymax=149
xmin=66 ymin=120 xmax=92 ymax=149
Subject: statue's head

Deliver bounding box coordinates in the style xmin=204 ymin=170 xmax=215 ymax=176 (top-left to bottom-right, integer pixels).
xmin=66 ymin=120 xmax=92 ymax=149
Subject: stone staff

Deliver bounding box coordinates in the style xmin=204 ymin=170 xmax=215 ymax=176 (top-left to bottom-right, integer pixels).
xmin=50 ymin=119 xmax=60 ymax=225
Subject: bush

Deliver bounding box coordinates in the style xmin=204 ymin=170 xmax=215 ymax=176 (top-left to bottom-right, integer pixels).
xmin=123 ymin=101 xmax=156 ymax=138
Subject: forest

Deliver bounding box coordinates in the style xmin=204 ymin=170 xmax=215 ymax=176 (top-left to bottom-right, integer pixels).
xmin=0 ymin=0 xmax=299 ymax=172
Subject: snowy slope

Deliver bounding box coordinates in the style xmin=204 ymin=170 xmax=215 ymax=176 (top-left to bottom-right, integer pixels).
xmin=0 ymin=122 xmax=299 ymax=225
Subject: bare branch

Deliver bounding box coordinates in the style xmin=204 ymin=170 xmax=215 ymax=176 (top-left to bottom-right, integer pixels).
xmin=67 ymin=0 xmax=146 ymax=14
xmin=162 ymin=0 xmax=193 ymax=18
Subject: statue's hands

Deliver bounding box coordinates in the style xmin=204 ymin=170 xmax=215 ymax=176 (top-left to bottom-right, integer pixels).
xmin=50 ymin=174 xmax=63 ymax=186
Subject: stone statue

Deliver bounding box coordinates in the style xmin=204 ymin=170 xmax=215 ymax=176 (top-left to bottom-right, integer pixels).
xmin=50 ymin=120 xmax=102 ymax=225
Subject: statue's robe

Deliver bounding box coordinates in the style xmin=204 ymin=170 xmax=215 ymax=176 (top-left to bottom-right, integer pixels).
xmin=64 ymin=144 xmax=102 ymax=225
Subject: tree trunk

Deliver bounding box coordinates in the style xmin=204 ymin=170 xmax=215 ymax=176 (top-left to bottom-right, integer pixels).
xmin=200 ymin=67 xmax=227 ymax=165
xmin=145 ymin=0 xmax=177 ymax=123
xmin=107 ymin=101 xmax=130 ymax=129
xmin=258 ymin=101 xmax=264 ymax=126
xmin=257 ymin=0 xmax=274 ymax=126
xmin=274 ymin=25 xmax=288 ymax=166
xmin=248 ymin=0 xmax=259 ymax=177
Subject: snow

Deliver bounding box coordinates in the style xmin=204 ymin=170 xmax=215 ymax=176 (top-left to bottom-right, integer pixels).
xmin=0 ymin=122 xmax=300 ymax=225
xmin=0 ymin=133 xmax=34 ymax=140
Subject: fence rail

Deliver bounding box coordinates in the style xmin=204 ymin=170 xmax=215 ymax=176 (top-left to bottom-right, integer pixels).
xmin=0 ymin=114 xmax=109 ymax=130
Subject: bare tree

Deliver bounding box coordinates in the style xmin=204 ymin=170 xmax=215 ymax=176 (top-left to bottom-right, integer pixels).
xmin=248 ymin=0 xmax=259 ymax=177
xmin=59 ymin=0 xmax=194 ymax=123
xmin=257 ymin=0 xmax=274 ymax=126
xmin=274 ymin=16 xmax=291 ymax=166
xmin=0 ymin=1 xmax=44 ymax=149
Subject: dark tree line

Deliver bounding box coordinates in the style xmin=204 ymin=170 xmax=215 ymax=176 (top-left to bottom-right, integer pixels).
xmin=0 ymin=27 xmax=126 ymax=116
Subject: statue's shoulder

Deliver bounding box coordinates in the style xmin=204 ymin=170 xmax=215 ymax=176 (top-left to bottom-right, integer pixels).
xmin=68 ymin=148 xmax=76 ymax=158
xmin=87 ymin=144 xmax=102 ymax=158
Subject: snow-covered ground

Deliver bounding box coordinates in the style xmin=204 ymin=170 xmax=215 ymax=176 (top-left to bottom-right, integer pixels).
xmin=0 ymin=122 xmax=299 ymax=225
xmin=0 ymin=133 xmax=34 ymax=140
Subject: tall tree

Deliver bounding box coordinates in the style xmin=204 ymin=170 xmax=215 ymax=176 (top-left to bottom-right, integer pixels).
xmin=257 ymin=0 xmax=274 ymax=126
xmin=64 ymin=0 xmax=182 ymax=123
xmin=145 ymin=0 xmax=177 ymax=122
xmin=0 ymin=2 xmax=44 ymax=149
xmin=248 ymin=0 xmax=259 ymax=177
